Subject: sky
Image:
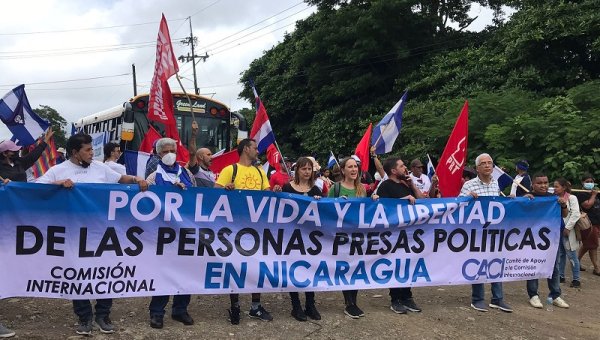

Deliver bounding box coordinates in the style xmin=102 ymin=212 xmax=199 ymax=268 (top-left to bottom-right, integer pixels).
xmin=0 ymin=0 xmax=506 ymax=141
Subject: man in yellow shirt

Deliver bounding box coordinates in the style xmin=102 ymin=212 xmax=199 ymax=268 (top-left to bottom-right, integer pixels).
xmin=215 ymin=138 xmax=271 ymax=324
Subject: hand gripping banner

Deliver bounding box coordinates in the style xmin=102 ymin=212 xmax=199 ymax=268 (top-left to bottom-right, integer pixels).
xmin=0 ymin=182 xmax=560 ymax=299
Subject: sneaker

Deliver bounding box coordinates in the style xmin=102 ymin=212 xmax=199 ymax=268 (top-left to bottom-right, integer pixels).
xmin=228 ymin=306 xmax=240 ymax=325
xmin=553 ymin=297 xmax=570 ymax=308
xmin=291 ymin=305 xmax=307 ymax=322
xmin=0 ymin=323 xmax=15 ymax=338
xmin=356 ymin=305 xmax=365 ymax=317
xmin=305 ymin=304 xmax=321 ymax=320
xmin=401 ymin=298 xmax=422 ymax=312
xmin=570 ymin=280 xmax=581 ymax=288
xmin=529 ymin=295 xmax=543 ymax=309
xmin=76 ymin=320 xmax=92 ymax=335
xmin=390 ymin=300 xmax=408 ymax=314
xmin=470 ymin=301 xmax=488 ymax=312
xmin=344 ymin=305 xmax=362 ymax=319
xmin=150 ymin=315 xmax=163 ymax=329
xmin=172 ymin=312 xmax=194 ymax=325
xmin=489 ymin=300 xmax=513 ymax=313
xmin=95 ymin=316 xmax=115 ymax=334
xmin=249 ymin=305 xmax=273 ymax=321
xmin=559 ymin=277 xmax=566 ymax=283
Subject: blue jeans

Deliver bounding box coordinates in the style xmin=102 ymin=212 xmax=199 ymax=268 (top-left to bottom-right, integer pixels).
xmin=73 ymin=299 xmax=112 ymax=322
xmin=527 ymin=248 xmax=561 ymax=299
xmin=471 ymin=282 xmax=503 ymax=304
xmin=558 ymin=236 xmax=580 ymax=281
xmin=149 ymin=295 xmax=191 ymax=317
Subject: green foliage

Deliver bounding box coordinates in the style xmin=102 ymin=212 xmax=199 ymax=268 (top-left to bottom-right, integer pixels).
xmin=33 ymin=105 xmax=67 ymax=147
xmin=240 ymin=0 xmax=600 ymax=183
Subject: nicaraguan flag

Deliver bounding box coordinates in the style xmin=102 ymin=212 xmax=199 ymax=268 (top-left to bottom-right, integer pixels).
xmin=426 ymin=154 xmax=435 ymax=179
xmin=124 ymin=150 xmax=151 ymax=177
xmin=371 ymin=90 xmax=407 ymax=155
xmin=327 ymin=151 xmax=337 ymax=169
xmin=0 ymin=85 xmax=50 ymax=146
xmin=249 ymin=84 xmax=276 ymax=154
xmin=492 ymin=165 xmax=513 ymax=191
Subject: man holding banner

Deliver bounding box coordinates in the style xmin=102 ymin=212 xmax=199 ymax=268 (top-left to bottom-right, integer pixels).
xmin=460 ymin=153 xmax=513 ymax=313
xmin=36 ymin=133 xmax=149 ymax=335
xmin=377 ymin=157 xmax=424 ymax=314
xmin=215 ymin=138 xmax=273 ymax=324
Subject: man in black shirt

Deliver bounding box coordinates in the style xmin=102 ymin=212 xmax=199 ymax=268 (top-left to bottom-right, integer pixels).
xmin=0 ymin=127 xmax=54 ymax=182
xmin=377 ymin=157 xmax=425 ymax=314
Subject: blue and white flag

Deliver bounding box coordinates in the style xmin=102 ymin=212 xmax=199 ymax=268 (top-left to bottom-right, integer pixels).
xmin=327 ymin=151 xmax=337 ymax=169
xmin=426 ymin=154 xmax=435 ymax=179
xmin=492 ymin=165 xmax=513 ymax=191
xmin=124 ymin=150 xmax=151 ymax=177
xmin=0 ymin=85 xmax=49 ymax=146
xmin=371 ymin=91 xmax=407 ymax=155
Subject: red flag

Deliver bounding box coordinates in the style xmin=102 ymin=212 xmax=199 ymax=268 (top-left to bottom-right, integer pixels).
xmin=354 ymin=123 xmax=372 ymax=172
xmin=210 ymin=150 xmax=240 ymax=176
xmin=139 ymin=125 xmax=162 ymax=154
xmin=266 ymin=144 xmax=281 ymax=172
xmin=147 ymin=14 xmax=188 ymax=164
xmin=436 ymin=101 xmax=469 ymax=197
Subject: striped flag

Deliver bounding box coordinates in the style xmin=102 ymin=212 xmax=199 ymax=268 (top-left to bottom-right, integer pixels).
xmin=327 ymin=151 xmax=337 ymax=169
xmin=426 ymin=154 xmax=435 ymax=179
xmin=371 ymin=91 xmax=407 ymax=155
xmin=0 ymin=85 xmax=49 ymax=146
xmin=249 ymin=83 xmax=276 ymax=154
xmin=28 ymin=137 xmax=58 ymax=178
xmin=124 ymin=150 xmax=152 ymax=177
xmin=492 ymin=165 xmax=514 ymax=191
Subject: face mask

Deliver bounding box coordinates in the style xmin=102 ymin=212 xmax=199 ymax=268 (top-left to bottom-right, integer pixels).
xmin=583 ymin=182 xmax=595 ymax=190
xmin=161 ymin=153 xmax=177 ymax=166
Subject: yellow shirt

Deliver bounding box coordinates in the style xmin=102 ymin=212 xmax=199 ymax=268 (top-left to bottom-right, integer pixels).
xmin=216 ymin=163 xmax=270 ymax=191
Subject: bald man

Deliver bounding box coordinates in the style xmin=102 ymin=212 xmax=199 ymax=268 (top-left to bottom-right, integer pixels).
xmin=188 ymin=147 xmax=216 ymax=187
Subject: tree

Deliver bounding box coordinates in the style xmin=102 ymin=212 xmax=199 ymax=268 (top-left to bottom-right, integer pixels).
xmin=33 ymin=105 xmax=67 ymax=147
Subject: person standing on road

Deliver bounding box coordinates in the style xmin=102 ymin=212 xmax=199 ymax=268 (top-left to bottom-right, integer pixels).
xmin=215 ymin=138 xmax=275 ymax=324
xmin=460 ymin=153 xmax=513 ymax=313
xmin=36 ymin=133 xmax=149 ymax=336
xmin=103 ymin=142 xmax=126 ymax=175
xmin=0 ymin=127 xmax=54 ymax=182
xmin=377 ymin=157 xmax=424 ymax=315
xmin=282 ymin=157 xmax=322 ymax=322
xmin=575 ymin=173 xmax=600 ymax=275
xmin=554 ymin=177 xmax=581 ymax=288
xmin=523 ymin=174 xmax=570 ymax=309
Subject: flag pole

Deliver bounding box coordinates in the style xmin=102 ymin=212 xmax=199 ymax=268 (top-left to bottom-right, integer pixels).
xmin=273 ymin=140 xmax=291 ymax=177
xmin=175 ymin=74 xmax=195 ymax=123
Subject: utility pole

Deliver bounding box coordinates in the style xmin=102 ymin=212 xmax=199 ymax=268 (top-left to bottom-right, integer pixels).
xmin=179 ymin=17 xmax=209 ymax=95
xmin=131 ymin=64 xmax=137 ymax=96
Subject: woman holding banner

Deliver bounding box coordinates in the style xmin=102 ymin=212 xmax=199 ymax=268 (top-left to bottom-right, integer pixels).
xmin=554 ymin=178 xmax=582 ymax=288
xmin=282 ymin=157 xmax=323 ymax=321
xmin=327 ymin=156 xmax=368 ymax=318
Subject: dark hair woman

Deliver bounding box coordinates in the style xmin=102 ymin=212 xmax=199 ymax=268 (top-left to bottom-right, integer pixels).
xmin=281 ymin=157 xmax=322 ymax=321
xmin=575 ymin=173 xmax=600 ymax=275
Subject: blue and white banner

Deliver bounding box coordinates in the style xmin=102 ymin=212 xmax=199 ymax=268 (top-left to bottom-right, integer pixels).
xmin=0 ymin=182 xmax=560 ymax=299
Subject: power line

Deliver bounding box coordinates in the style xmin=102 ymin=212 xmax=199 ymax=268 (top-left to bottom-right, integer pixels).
xmin=204 ymin=6 xmax=310 ymax=54
xmin=0 ymin=73 xmax=130 ymax=87
xmin=190 ymin=0 xmax=222 ymax=18
xmin=209 ymin=22 xmax=297 ymax=56
xmin=197 ymin=1 xmax=306 ymax=50
xmin=0 ymin=18 xmax=187 ymax=36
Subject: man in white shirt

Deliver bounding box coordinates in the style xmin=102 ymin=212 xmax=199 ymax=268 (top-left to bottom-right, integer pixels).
xmin=37 ymin=133 xmax=148 ymax=336
xmin=408 ymin=159 xmax=431 ymax=196
xmin=103 ymin=142 xmax=126 ymax=175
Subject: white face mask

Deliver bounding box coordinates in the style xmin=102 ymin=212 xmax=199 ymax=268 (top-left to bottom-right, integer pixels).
xmin=161 ymin=152 xmax=177 ymax=166
xmin=583 ymin=182 xmax=595 ymax=190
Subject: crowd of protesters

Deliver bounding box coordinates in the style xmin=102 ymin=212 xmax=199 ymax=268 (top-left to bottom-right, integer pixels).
xmin=0 ymin=132 xmax=598 ymax=337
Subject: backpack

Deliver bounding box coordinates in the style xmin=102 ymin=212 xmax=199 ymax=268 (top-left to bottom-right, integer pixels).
xmin=231 ymin=163 xmax=264 ymax=188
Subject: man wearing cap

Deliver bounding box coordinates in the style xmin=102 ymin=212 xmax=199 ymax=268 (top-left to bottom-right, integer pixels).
xmin=0 ymin=127 xmax=54 ymax=182
xmin=56 ymin=147 xmax=66 ymax=164
xmin=510 ymin=160 xmax=531 ymax=197
xmin=409 ymin=159 xmax=432 ymax=197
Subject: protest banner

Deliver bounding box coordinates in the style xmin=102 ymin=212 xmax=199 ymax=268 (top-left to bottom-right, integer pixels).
xmin=0 ymin=182 xmax=560 ymax=299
